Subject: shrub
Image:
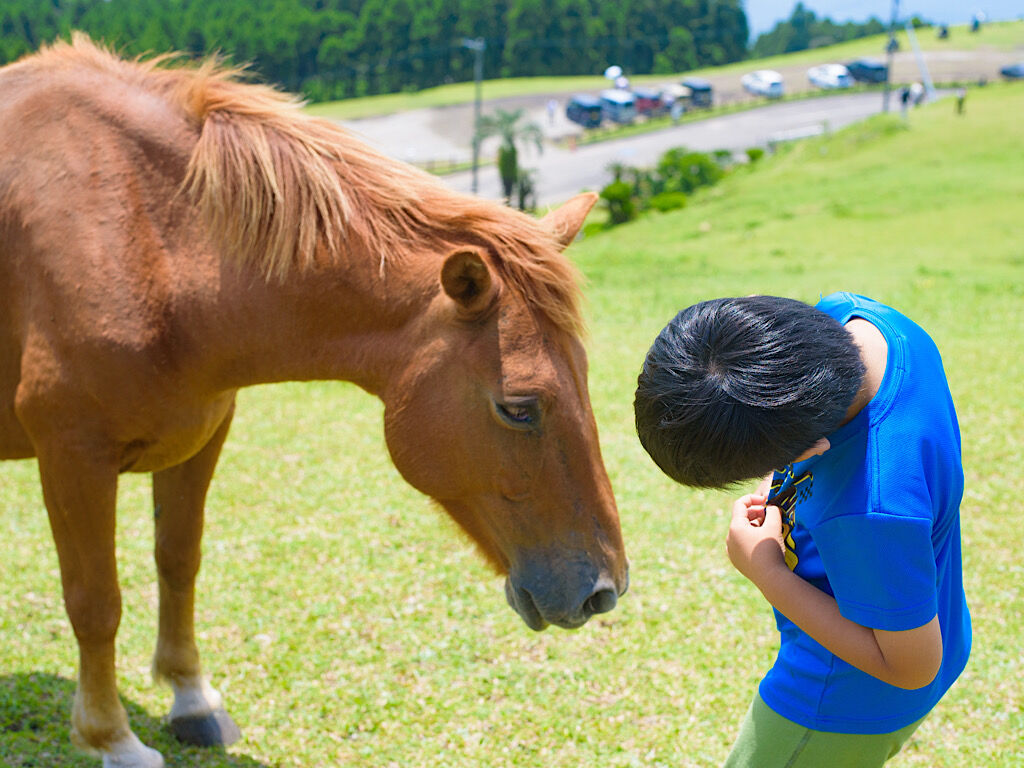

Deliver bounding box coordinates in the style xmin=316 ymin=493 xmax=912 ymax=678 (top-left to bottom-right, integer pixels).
xmin=648 ymin=192 xmax=688 ymax=212
xmin=628 ymin=167 xmax=658 ymax=203
xmin=713 ymin=149 xmax=735 ymax=166
xmin=596 ymin=142 xmax=770 ymax=229
xmin=656 ymin=149 xmax=724 ymax=194
xmin=600 ymin=180 xmax=638 ymax=225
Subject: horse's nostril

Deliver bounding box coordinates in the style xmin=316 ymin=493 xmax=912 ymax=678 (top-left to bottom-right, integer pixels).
xmin=584 ymin=587 xmax=617 ymax=616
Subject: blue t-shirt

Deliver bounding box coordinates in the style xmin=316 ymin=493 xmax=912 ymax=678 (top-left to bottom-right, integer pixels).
xmin=758 ymin=293 xmax=971 ymax=734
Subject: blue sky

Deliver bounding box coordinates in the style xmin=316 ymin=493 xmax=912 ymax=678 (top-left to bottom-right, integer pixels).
xmin=745 ymin=1 xmax=1024 ymax=36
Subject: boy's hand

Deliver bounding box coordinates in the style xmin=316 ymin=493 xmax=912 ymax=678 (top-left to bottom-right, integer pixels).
xmin=726 ymin=494 xmax=787 ymax=588
xmin=727 ymin=498 xmax=944 ymax=690
xmin=753 ymin=472 xmax=773 ymax=499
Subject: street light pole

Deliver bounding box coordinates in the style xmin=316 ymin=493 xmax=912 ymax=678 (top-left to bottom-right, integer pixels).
xmin=904 ymin=20 xmax=935 ymax=102
xmin=461 ymin=37 xmax=486 ymax=194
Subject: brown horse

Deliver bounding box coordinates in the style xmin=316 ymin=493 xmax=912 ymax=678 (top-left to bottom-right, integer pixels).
xmin=0 ymin=35 xmax=628 ymax=768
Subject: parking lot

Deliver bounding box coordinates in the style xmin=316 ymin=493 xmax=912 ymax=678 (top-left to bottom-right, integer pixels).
xmin=339 ymin=47 xmax=1020 ymax=171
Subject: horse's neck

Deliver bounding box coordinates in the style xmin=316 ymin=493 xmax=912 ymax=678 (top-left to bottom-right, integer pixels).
xmin=203 ymin=253 xmax=431 ymax=396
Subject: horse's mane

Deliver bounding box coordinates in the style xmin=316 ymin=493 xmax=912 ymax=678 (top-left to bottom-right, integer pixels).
xmin=25 ymin=34 xmax=583 ymax=335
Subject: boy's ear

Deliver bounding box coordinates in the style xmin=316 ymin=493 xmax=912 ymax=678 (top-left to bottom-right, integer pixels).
xmin=793 ymin=437 xmax=831 ymax=463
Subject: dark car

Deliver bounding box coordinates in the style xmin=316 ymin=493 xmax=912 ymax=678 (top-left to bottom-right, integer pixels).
xmin=846 ymin=58 xmax=889 ymax=84
xmin=682 ymin=77 xmax=713 ymax=108
xmin=1000 ymin=62 xmax=1024 ymax=80
xmin=565 ymin=94 xmax=603 ymax=128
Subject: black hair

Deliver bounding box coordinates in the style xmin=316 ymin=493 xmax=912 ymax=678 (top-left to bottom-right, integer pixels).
xmin=634 ymin=295 xmax=866 ymax=488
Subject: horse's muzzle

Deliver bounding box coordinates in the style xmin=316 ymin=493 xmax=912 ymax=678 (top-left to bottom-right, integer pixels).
xmin=504 ymin=561 xmax=628 ymax=631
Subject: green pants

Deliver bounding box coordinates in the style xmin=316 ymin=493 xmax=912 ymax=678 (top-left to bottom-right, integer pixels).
xmin=724 ymin=694 xmax=926 ymax=768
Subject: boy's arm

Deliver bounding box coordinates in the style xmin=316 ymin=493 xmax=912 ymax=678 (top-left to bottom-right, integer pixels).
xmin=728 ymin=494 xmax=943 ymax=690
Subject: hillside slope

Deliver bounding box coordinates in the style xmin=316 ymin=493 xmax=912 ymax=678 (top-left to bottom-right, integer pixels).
xmin=576 ymin=81 xmax=1023 ymax=767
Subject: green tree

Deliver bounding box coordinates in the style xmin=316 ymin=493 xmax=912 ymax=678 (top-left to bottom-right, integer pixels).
xmin=475 ymin=108 xmax=543 ymax=204
xmin=655 ymin=26 xmax=698 ymax=73
xmin=752 ymin=3 xmax=886 ymax=58
xmin=0 ymin=0 xmax=753 ymax=101
xmin=515 ymin=167 xmax=537 ymax=212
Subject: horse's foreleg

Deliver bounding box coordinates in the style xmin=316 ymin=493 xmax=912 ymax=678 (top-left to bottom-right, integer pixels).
xmin=151 ymin=401 xmax=240 ymax=747
xmin=37 ymin=446 xmax=163 ymax=768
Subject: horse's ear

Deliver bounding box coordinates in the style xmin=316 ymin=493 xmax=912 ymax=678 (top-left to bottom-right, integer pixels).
xmin=441 ymin=248 xmax=496 ymax=316
xmin=541 ymin=192 xmax=598 ymax=250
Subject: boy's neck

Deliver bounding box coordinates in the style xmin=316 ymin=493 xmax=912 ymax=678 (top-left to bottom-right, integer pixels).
xmin=840 ymin=318 xmax=888 ymax=425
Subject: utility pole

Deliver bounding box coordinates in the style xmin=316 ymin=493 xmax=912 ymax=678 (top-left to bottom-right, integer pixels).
xmin=461 ymin=37 xmax=486 ymax=194
xmin=904 ymin=20 xmax=935 ymax=102
xmin=883 ymin=0 xmax=900 ymax=112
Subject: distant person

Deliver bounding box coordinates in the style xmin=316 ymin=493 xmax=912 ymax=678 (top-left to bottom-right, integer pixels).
xmin=634 ymin=293 xmax=971 ymax=768
xmin=547 ymin=99 xmax=558 ymax=125
xmin=910 ymin=82 xmax=925 ymax=107
xmin=670 ymin=100 xmax=685 ymax=123
xmin=899 ymin=86 xmax=911 ymax=117
xmin=956 ymin=87 xmax=966 ymax=115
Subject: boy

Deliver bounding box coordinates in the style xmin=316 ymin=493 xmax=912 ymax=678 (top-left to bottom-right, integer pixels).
xmin=633 ymin=293 xmax=970 ymax=767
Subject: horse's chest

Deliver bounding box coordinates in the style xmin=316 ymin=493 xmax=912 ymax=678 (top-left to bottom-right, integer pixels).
xmin=119 ymin=394 xmax=235 ymax=474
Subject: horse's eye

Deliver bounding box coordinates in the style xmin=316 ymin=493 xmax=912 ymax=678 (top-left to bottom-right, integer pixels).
xmin=493 ymin=399 xmax=540 ymax=430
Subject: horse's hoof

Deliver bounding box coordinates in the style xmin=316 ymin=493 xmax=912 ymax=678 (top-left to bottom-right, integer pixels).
xmin=169 ymin=708 xmax=241 ymax=747
xmin=101 ymin=734 xmax=165 ymax=768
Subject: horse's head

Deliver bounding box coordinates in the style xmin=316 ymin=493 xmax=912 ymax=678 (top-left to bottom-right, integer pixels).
xmin=382 ymin=193 xmax=627 ymax=630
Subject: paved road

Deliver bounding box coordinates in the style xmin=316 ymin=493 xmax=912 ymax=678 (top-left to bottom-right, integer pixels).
xmin=341 ymin=89 xmax=946 ymax=208
xmin=440 ymin=91 xmax=904 ymax=207
xmin=335 ymin=40 xmax=1011 ymax=209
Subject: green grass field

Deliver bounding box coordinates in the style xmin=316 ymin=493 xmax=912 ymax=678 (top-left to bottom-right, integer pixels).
xmin=303 ymin=20 xmax=1024 ymax=120
xmin=2 ymin=85 xmax=1022 ymax=767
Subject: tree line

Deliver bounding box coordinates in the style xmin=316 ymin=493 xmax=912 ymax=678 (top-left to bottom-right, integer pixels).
xmin=1 ymin=0 xmax=746 ymax=100
xmin=751 ymin=2 xmax=888 ymax=59
xmin=1 ymin=1 xmax=889 ymax=102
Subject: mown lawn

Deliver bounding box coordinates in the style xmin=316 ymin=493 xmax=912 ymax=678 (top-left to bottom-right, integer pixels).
xmin=1 ymin=85 xmax=1022 ymax=767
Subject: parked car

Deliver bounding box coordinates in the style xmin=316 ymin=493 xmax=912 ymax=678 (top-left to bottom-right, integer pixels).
xmin=631 ymin=87 xmax=664 ymax=116
xmin=741 ymin=69 xmax=784 ymax=99
xmin=846 ymin=58 xmax=889 ymax=83
xmin=565 ymin=94 xmax=603 ymax=128
xmin=682 ymin=77 xmax=713 ymax=108
xmin=599 ymin=89 xmax=637 ymax=124
xmin=1000 ymin=62 xmax=1024 ymax=80
xmin=807 ymin=64 xmax=854 ymax=90
xmin=658 ymin=83 xmax=690 ymax=105
xmin=656 ymin=83 xmax=690 ymax=118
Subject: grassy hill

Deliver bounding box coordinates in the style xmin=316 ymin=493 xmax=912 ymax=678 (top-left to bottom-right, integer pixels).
xmin=1 ymin=82 xmax=1021 ymax=767
xmin=574 ymin=80 xmax=1024 ymax=766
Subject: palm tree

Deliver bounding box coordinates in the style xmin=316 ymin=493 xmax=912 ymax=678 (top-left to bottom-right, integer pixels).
xmin=475 ymin=108 xmax=543 ymax=203
xmin=515 ymin=167 xmax=536 ymax=212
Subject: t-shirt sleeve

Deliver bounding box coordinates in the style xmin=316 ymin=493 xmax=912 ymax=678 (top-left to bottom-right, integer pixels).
xmin=811 ymin=512 xmax=937 ymax=631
